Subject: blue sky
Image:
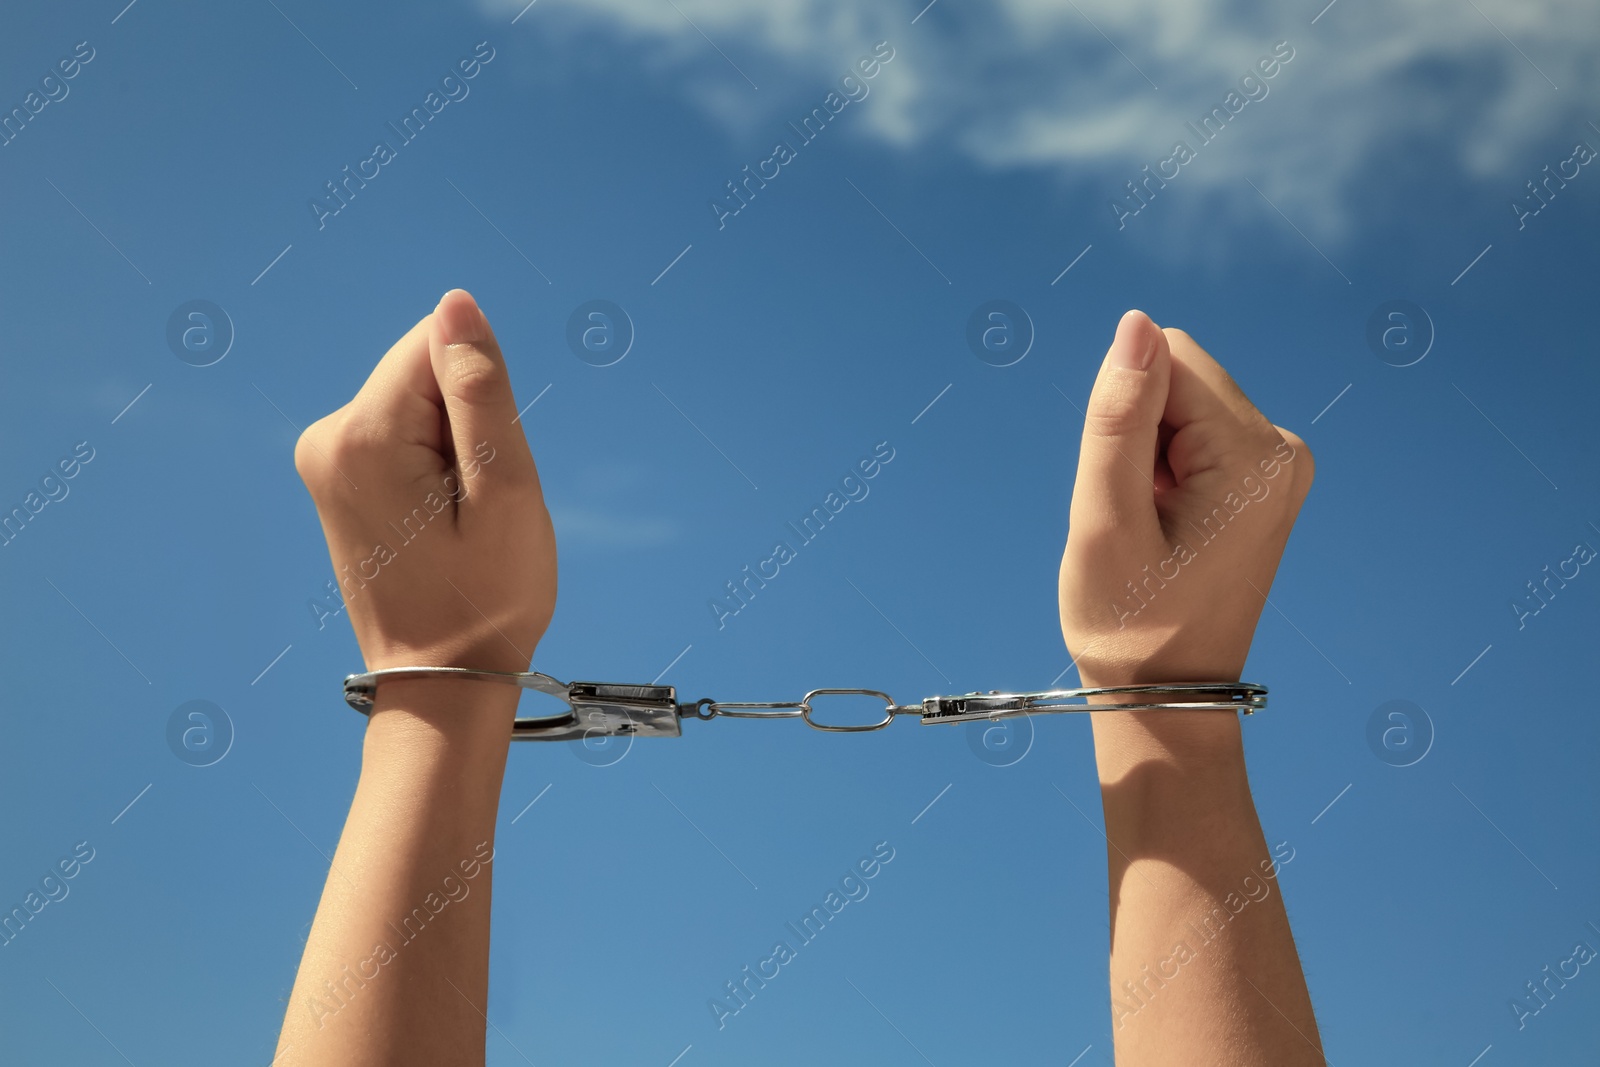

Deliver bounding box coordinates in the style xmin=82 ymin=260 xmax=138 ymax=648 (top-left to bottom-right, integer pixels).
xmin=1 ymin=0 xmax=1596 ymax=1063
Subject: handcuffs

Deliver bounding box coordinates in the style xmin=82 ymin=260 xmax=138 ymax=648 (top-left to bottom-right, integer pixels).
xmin=342 ymin=667 xmax=1266 ymax=741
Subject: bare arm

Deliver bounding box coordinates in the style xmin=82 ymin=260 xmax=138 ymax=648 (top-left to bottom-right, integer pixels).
xmin=1060 ymin=311 xmax=1323 ymax=1064
xmin=275 ymin=291 xmax=556 ymax=1067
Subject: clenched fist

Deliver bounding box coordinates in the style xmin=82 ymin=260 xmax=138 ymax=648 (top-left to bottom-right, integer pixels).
xmin=295 ymin=289 xmax=556 ymax=677
xmin=1058 ymin=309 xmax=1314 ymax=696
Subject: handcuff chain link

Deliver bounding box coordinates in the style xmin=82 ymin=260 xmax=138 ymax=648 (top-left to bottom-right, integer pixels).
xmin=691 ymin=688 xmax=923 ymax=732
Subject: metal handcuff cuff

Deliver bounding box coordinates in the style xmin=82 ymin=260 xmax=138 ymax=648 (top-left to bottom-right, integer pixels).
xmin=342 ymin=667 xmax=1267 ymax=741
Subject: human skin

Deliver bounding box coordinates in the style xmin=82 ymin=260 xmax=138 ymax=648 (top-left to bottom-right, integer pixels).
xmin=273 ymin=289 xmax=555 ymax=1067
xmin=1059 ymin=309 xmax=1324 ymax=1064
xmin=271 ymin=294 xmax=1320 ymax=1065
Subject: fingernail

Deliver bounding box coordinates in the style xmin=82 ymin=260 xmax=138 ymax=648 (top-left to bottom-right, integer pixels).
xmin=1110 ymin=309 xmax=1156 ymax=370
xmin=436 ymin=290 xmax=488 ymax=346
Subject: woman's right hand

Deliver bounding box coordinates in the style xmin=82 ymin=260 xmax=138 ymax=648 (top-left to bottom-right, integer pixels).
xmin=294 ymin=289 xmax=557 ymax=677
xmin=1057 ymin=309 xmax=1314 ymax=703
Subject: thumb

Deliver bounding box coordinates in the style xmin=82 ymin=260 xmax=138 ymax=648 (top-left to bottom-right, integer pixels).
xmin=1069 ymin=309 xmax=1170 ymax=539
xmin=428 ymin=289 xmax=531 ymax=487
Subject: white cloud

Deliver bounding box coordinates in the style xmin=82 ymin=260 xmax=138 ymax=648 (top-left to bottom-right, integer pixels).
xmin=482 ymin=0 xmax=1597 ymax=242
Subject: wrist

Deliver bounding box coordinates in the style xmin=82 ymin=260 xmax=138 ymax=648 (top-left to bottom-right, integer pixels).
xmin=349 ymin=681 xmax=516 ymax=863
xmin=1077 ymin=666 xmax=1249 ymax=776
xmin=362 ymin=676 xmax=520 ymax=763
xmin=1089 ymin=709 xmax=1246 ymax=780
xmin=360 ymin=638 xmax=536 ymax=679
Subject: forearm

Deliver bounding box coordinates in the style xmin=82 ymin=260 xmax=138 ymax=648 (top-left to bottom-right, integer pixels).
xmin=276 ymin=679 xmax=516 ymax=1067
xmin=1091 ymin=709 xmax=1322 ymax=1066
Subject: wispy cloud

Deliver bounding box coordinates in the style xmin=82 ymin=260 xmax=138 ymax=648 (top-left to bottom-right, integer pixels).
xmin=480 ymin=0 xmax=1594 ymax=243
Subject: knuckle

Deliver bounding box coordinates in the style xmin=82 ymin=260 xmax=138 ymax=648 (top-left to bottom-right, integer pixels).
xmin=445 ymin=350 xmax=507 ymax=404
xmin=293 ymin=420 xmax=327 ymax=482
xmin=1280 ymin=430 xmax=1315 ymax=489
xmin=294 ymin=411 xmax=362 ymax=490
xmin=1084 ymin=404 xmax=1142 ymax=441
xmin=1083 ymin=373 xmax=1147 ymax=438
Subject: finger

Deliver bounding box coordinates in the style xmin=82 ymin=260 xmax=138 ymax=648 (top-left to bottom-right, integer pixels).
xmin=296 ymin=314 xmax=447 ymax=495
xmin=1161 ymin=328 xmax=1281 ymax=484
xmin=346 ymin=313 xmax=446 ymax=454
xmin=1070 ymin=309 xmax=1171 ymax=538
xmin=427 ymin=289 xmax=536 ymax=494
xmin=1160 ymin=327 xmax=1269 ymax=433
